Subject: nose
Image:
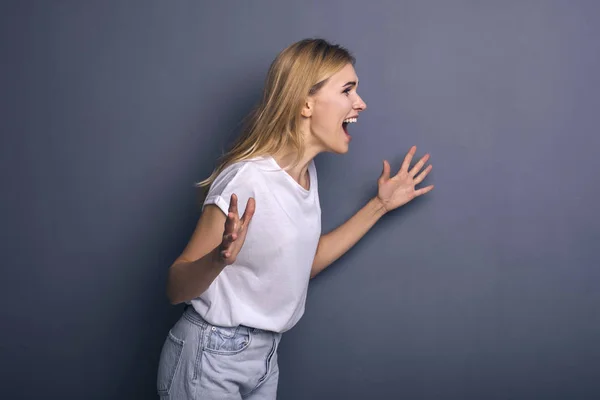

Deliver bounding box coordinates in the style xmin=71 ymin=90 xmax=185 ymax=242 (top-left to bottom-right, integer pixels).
xmin=353 ymin=93 xmax=367 ymax=112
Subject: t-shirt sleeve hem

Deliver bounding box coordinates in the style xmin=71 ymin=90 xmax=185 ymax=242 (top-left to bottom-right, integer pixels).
xmin=203 ymin=195 xmax=230 ymax=215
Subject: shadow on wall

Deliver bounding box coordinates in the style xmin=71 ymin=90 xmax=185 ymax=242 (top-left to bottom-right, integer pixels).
xmin=144 ymin=76 xmax=266 ymax=395
xmin=191 ymin=75 xmax=267 ymax=209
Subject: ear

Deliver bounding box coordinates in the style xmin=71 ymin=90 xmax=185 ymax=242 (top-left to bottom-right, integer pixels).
xmin=301 ymin=97 xmax=314 ymax=118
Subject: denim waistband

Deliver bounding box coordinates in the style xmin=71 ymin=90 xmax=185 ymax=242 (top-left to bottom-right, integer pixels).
xmin=183 ymin=304 xmax=272 ymax=334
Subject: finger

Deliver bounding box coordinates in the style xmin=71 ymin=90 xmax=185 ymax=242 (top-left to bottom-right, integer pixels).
xmin=221 ymin=249 xmax=232 ymax=259
xmin=409 ymin=154 xmax=430 ymax=177
xmin=228 ymin=193 xmax=239 ymax=216
xmin=220 ymin=239 xmax=231 ymax=258
xmin=241 ymin=197 xmax=256 ymax=227
xmin=220 ymin=233 xmax=238 ymax=257
xmin=220 ymin=233 xmax=232 ymax=250
xmin=224 ymin=211 xmax=237 ymax=234
xmin=415 ymin=185 xmax=434 ymax=196
xmin=414 ymin=164 xmax=432 ymax=184
xmin=222 ymin=232 xmax=238 ymax=244
xmin=379 ymin=160 xmax=391 ymax=183
xmin=400 ymin=146 xmax=416 ymax=173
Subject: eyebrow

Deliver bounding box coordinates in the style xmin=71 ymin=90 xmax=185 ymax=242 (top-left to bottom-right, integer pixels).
xmin=342 ymin=81 xmax=358 ymax=88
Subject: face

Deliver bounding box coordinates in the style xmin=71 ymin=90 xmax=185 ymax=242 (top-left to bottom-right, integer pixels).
xmin=304 ymin=63 xmax=367 ymax=154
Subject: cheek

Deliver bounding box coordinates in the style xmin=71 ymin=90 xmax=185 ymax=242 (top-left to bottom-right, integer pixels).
xmin=314 ymin=98 xmax=348 ymax=128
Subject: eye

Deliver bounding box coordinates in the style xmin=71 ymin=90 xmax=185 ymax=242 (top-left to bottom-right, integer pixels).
xmin=342 ymin=88 xmax=351 ymax=96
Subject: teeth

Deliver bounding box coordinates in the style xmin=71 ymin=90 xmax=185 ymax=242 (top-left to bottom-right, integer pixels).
xmin=343 ymin=118 xmax=357 ymax=124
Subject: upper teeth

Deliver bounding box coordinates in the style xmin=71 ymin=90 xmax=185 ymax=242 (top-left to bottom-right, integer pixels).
xmin=343 ymin=118 xmax=357 ymax=124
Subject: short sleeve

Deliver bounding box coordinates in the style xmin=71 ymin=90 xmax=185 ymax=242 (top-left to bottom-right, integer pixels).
xmin=202 ymin=162 xmax=255 ymax=217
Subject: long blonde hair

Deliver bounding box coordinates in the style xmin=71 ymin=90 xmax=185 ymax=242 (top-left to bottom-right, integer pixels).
xmin=195 ymin=38 xmax=355 ymax=190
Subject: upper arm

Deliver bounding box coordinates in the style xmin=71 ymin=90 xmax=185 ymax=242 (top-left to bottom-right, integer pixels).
xmin=172 ymin=204 xmax=227 ymax=266
xmin=173 ymin=162 xmax=254 ymax=267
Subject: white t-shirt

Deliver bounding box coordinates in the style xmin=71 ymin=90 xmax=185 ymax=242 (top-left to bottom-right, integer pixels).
xmin=188 ymin=155 xmax=322 ymax=333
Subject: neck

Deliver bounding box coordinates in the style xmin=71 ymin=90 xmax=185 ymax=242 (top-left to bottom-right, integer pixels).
xmin=271 ymin=122 xmax=324 ymax=187
xmin=271 ymin=149 xmax=313 ymax=185
xmin=272 ymin=142 xmax=322 ymax=188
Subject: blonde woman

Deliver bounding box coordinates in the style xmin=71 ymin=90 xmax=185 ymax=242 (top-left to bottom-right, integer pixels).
xmin=157 ymin=38 xmax=433 ymax=400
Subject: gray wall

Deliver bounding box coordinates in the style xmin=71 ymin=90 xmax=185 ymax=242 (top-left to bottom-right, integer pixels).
xmin=2 ymin=1 xmax=599 ymax=399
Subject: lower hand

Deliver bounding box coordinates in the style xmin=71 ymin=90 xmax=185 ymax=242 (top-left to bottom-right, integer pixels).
xmin=375 ymin=146 xmax=434 ymax=212
xmin=219 ymin=193 xmax=255 ymax=264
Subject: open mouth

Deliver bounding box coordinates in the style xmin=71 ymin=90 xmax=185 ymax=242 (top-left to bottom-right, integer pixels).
xmin=342 ymin=117 xmax=358 ymax=137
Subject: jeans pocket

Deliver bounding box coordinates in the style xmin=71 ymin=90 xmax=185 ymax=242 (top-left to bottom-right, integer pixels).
xmin=157 ymin=330 xmax=185 ymax=396
xmin=204 ymin=325 xmax=252 ymax=355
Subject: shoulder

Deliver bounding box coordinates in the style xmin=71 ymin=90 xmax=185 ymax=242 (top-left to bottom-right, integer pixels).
xmin=210 ymin=161 xmax=251 ymax=190
xmin=212 ymin=158 xmax=273 ymax=187
xmin=203 ymin=158 xmax=268 ymax=214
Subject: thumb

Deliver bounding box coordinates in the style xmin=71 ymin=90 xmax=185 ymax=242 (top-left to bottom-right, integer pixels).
xmin=379 ymin=160 xmax=391 ymax=182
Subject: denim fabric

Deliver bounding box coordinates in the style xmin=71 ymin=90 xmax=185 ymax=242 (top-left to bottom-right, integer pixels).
xmin=157 ymin=306 xmax=282 ymax=399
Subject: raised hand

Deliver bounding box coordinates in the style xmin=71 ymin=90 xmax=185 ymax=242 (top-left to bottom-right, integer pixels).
xmin=219 ymin=193 xmax=256 ymax=264
xmin=376 ymin=146 xmax=434 ymax=212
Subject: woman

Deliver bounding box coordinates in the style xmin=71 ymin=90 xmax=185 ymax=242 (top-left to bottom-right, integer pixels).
xmin=157 ymin=38 xmax=433 ymax=399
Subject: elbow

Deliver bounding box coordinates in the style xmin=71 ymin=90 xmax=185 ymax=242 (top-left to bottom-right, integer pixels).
xmin=165 ymin=270 xmax=206 ymax=305
xmin=166 ymin=284 xmax=182 ymax=305
xmin=167 ymin=286 xmax=192 ymax=306
xmin=167 ymin=288 xmax=204 ymax=306
xmin=167 ymin=293 xmax=181 ymax=306
xmin=166 ymin=260 xmax=214 ymax=304
xmin=166 ymin=268 xmax=184 ymax=305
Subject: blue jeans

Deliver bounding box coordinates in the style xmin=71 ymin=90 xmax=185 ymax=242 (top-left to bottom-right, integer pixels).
xmin=157 ymin=306 xmax=282 ymax=399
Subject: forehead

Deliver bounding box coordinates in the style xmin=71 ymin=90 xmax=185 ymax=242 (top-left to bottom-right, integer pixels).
xmin=325 ymin=63 xmax=358 ymax=86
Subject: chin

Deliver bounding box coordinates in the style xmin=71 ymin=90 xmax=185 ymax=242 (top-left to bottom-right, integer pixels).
xmin=338 ymin=145 xmax=350 ymax=154
xmin=329 ymin=143 xmax=350 ymax=154
xmin=318 ymin=131 xmax=351 ymax=154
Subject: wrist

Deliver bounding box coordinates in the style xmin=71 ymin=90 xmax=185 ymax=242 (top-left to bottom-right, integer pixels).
xmin=369 ymin=196 xmax=389 ymax=218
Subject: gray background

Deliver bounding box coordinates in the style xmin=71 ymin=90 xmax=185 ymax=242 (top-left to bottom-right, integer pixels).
xmin=1 ymin=1 xmax=599 ymax=399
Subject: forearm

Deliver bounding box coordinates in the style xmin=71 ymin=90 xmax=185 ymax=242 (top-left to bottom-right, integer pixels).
xmin=310 ymin=197 xmax=387 ymax=278
xmin=166 ymin=247 xmax=227 ymax=304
